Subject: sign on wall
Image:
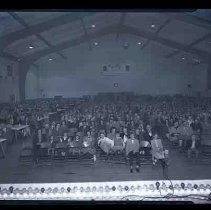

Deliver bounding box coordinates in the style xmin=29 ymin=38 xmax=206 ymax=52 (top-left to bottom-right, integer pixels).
xmin=102 ymin=64 xmax=130 ymax=76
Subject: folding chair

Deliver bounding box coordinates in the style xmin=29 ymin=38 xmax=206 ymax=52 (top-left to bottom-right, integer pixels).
xmin=53 ymin=142 xmax=67 ymax=160
xmin=36 ymin=142 xmax=52 ymax=164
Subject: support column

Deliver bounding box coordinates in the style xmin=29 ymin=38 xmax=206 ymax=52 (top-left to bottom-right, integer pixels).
xmin=207 ymin=62 xmax=211 ymax=89
xmin=206 ymin=62 xmax=211 ymax=97
xmin=36 ymin=67 xmax=40 ymax=98
xmin=19 ymin=62 xmax=30 ymax=102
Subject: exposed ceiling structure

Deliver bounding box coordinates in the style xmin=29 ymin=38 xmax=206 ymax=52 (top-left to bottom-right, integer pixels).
xmin=0 ymin=10 xmax=211 ymax=69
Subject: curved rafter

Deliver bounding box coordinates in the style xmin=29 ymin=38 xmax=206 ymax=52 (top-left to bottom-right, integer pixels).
xmin=20 ymin=24 xmax=211 ymax=67
xmin=1 ymin=12 xmax=211 ymax=67
xmin=0 ymin=12 xmax=96 ymax=52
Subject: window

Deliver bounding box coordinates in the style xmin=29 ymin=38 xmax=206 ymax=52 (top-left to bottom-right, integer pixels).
xmin=125 ymin=65 xmax=130 ymax=71
xmin=7 ymin=65 xmax=13 ymax=77
xmin=103 ymin=65 xmax=107 ymax=72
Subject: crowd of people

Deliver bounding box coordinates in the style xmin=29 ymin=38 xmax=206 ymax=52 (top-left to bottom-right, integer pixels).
xmin=0 ymin=94 xmax=211 ymax=173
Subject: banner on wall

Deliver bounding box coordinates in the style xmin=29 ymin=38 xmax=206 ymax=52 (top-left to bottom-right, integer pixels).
xmin=102 ymin=64 xmax=130 ymax=76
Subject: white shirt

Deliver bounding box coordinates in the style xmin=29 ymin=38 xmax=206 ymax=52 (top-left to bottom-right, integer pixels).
xmin=98 ymin=137 xmax=114 ymax=147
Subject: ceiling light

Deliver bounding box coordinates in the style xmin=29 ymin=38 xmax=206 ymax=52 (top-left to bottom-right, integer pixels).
xmin=138 ymin=42 xmax=142 ymax=45
xmin=181 ymin=57 xmax=185 ymax=60
xmin=94 ymin=42 xmax=98 ymax=46
xmin=151 ymin=24 xmax=155 ymax=28
xmin=28 ymin=46 xmax=34 ymax=49
xmin=49 ymin=58 xmax=53 ymax=61
xmin=123 ymin=42 xmax=129 ymax=50
xmin=91 ymin=24 xmax=96 ymax=28
xmin=194 ymin=59 xmax=201 ymax=63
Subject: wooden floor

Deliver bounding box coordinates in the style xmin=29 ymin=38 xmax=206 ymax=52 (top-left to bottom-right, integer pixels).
xmin=1 ymin=139 xmax=211 ymax=184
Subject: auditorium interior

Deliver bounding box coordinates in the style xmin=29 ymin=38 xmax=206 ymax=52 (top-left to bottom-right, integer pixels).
xmin=1 ymin=10 xmax=211 ymax=185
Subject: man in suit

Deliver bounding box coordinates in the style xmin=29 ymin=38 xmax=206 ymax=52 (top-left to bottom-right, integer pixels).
xmin=125 ymin=132 xmax=140 ymax=173
xmin=143 ymin=124 xmax=154 ymax=142
xmin=142 ymin=124 xmax=153 ymax=156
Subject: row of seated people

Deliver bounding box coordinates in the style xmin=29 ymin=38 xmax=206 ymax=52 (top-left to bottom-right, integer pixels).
xmin=33 ymin=125 xmax=168 ymax=172
xmin=34 ymin=116 xmax=202 ymax=160
xmin=167 ymin=120 xmax=202 ymax=158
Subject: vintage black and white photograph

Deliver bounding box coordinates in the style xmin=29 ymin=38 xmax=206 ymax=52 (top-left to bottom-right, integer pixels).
xmin=0 ymin=10 xmax=211 ymax=202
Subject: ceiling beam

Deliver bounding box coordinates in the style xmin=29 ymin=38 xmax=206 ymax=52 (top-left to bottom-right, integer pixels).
xmin=140 ymin=17 xmax=171 ymax=50
xmin=115 ymin=13 xmax=127 ymax=41
xmin=0 ymin=12 xmax=96 ymax=52
xmin=80 ymin=18 xmax=92 ymax=51
xmin=0 ymin=52 xmax=19 ymax=62
xmin=164 ymin=13 xmax=211 ymax=31
xmin=165 ymin=32 xmax=211 ymax=59
xmin=32 ymin=63 xmax=39 ymax=69
xmin=8 ymin=12 xmax=67 ymax=60
xmin=0 ymin=51 xmax=38 ymax=69
xmin=36 ymin=34 xmax=67 ymax=59
xmin=21 ymin=24 xmax=211 ymax=66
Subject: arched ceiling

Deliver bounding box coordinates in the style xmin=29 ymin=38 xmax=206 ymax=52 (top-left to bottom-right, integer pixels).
xmin=0 ymin=10 xmax=211 ymax=68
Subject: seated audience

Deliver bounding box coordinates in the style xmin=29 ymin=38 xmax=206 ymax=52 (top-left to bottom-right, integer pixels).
xmin=2 ymin=93 xmax=211 ymax=165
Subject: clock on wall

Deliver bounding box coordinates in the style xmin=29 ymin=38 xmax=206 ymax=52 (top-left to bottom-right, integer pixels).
xmin=114 ymin=83 xmax=118 ymax=88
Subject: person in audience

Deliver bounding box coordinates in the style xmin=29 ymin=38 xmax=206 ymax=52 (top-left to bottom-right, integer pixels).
xmin=97 ymin=119 xmax=106 ymax=135
xmin=107 ymin=127 xmax=116 ymax=141
xmin=49 ymin=123 xmax=56 ymax=137
xmin=106 ymin=119 xmax=113 ymax=134
xmin=82 ymin=130 xmax=96 ymax=158
xmin=72 ymin=134 xmax=83 ymax=148
xmin=187 ymin=116 xmax=194 ymax=127
xmin=41 ymin=124 xmax=48 ymax=142
xmin=60 ymin=132 xmax=70 ymax=144
xmin=112 ymin=131 xmax=125 ymax=153
xmin=37 ymin=129 xmax=42 ymax=143
xmin=98 ymin=132 xmax=114 ymax=157
xmin=49 ymin=135 xmax=56 ymax=146
xmin=187 ymin=134 xmax=200 ymax=159
xmin=21 ymin=127 xmax=31 ymax=149
xmin=190 ymin=118 xmax=203 ymax=140
xmin=161 ymin=119 xmax=170 ymax=140
xmin=135 ymin=128 xmax=144 ymax=143
xmin=151 ymin=133 xmax=167 ymax=166
xmin=78 ymin=120 xmax=90 ymax=135
xmin=83 ymin=130 xmax=95 ymax=148
xmin=179 ymin=121 xmax=193 ymax=151
xmin=120 ymin=127 xmax=129 ymax=143
xmin=168 ymin=121 xmax=181 ymax=145
xmin=125 ymin=132 xmax=140 ymax=173
xmin=143 ymin=124 xmax=154 ymax=143
xmin=55 ymin=123 xmax=63 ymax=137
xmin=138 ymin=120 xmax=145 ymax=133
xmin=61 ymin=121 xmax=68 ymax=134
